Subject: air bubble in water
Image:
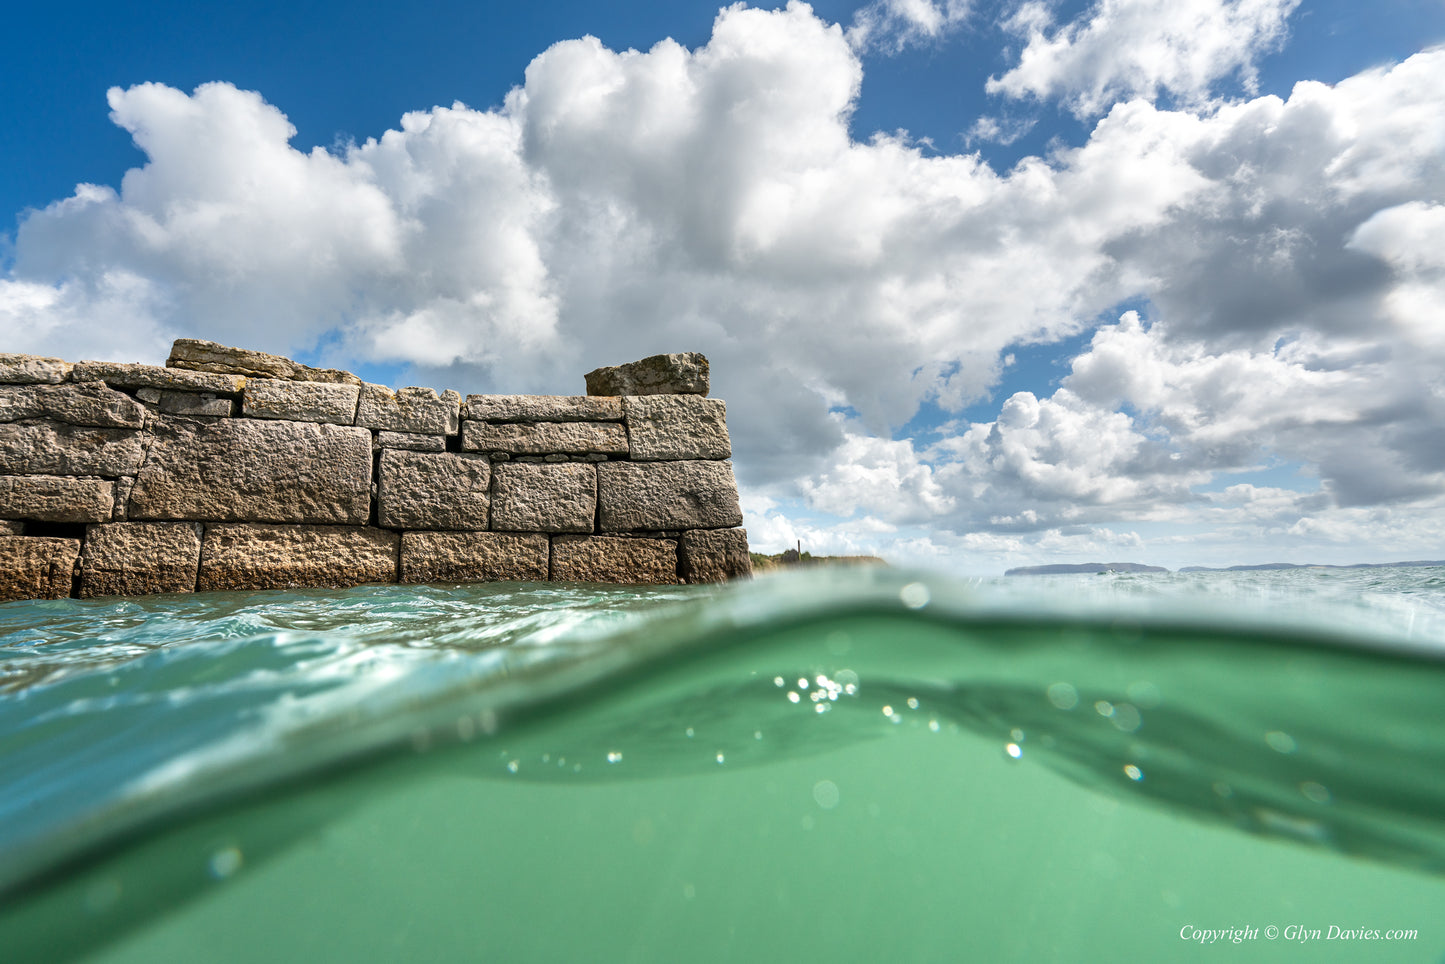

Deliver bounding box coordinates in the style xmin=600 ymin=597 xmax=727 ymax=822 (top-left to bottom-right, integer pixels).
xmin=208 ymin=846 xmax=243 ymax=880
xmin=1047 ymin=682 xmax=1079 ymax=710
xmin=1111 ymin=703 xmax=1142 ymax=733
xmin=1266 ymin=731 xmax=1298 ymax=754
xmin=900 ymin=582 xmax=931 ymax=609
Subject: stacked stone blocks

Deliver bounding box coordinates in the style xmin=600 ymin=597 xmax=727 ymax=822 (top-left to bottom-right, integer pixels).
xmin=0 ymin=342 xmax=750 ymax=601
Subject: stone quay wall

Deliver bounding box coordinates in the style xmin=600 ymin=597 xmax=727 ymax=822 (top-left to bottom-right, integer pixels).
xmin=0 ymin=341 xmax=751 ymax=602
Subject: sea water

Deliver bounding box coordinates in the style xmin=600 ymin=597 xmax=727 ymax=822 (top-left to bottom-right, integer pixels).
xmin=2 ymin=567 xmax=1445 ymax=962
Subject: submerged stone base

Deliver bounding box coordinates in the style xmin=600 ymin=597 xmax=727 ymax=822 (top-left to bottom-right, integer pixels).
xmin=0 ymin=536 xmax=80 ymax=602
xmin=400 ymin=531 xmax=550 ymax=584
xmin=80 ymin=522 xmax=203 ymax=597
xmin=550 ymin=535 xmax=681 ymax=584
xmin=197 ymin=524 xmax=400 ymax=592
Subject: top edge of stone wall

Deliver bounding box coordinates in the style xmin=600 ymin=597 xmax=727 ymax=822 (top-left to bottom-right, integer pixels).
xmin=71 ymin=361 xmax=247 ymax=396
xmin=5 ymin=344 xmax=720 ymax=404
xmin=585 ymin=353 xmax=709 ymax=397
xmin=168 ymin=339 xmax=362 ymax=386
xmin=0 ymin=353 xmax=73 ymax=385
xmin=243 ymin=378 xmax=361 ymax=425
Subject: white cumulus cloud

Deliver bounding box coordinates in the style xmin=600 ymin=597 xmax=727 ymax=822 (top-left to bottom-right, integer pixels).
xmin=848 ymin=0 xmax=973 ymax=52
xmin=799 ymin=422 xmax=956 ymax=522
xmin=988 ymin=0 xmax=1300 ymax=116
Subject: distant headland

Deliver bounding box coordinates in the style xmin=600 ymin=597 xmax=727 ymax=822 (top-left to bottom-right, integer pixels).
xmin=1006 ymin=560 xmax=1445 ymax=576
xmin=1178 ymin=561 xmax=1445 ymax=572
xmin=1005 ymin=562 xmax=1168 ymax=576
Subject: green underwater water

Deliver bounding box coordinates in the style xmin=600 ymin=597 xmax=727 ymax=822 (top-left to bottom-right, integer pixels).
xmin=3 ymin=568 xmax=1445 ymax=962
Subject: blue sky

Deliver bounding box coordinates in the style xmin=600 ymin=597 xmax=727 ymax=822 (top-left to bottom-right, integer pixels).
xmin=8 ymin=0 xmax=1436 ymax=227
xmin=3 ymin=0 xmax=1444 ymax=572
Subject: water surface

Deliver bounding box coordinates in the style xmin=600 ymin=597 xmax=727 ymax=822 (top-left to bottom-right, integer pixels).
xmin=2 ymin=568 xmax=1444 ymax=961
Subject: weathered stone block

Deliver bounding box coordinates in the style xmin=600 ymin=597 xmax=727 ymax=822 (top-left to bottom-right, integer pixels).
xmin=374 ymin=431 xmax=446 ymax=453
xmin=198 ymin=524 xmax=398 ymax=591
xmin=0 ymin=382 xmax=146 ymax=428
xmin=464 ymin=395 xmax=622 ymax=422
xmin=168 ymin=339 xmax=361 ymax=385
xmin=460 ymin=421 xmax=628 ymax=456
xmin=356 ymin=385 xmax=461 ymax=435
xmin=0 ymin=421 xmax=146 ymax=477
xmin=400 ymin=531 xmax=550 ymax=583
xmin=623 ymin=396 xmax=730 ymax=460
xmin=0 ymin=353 xmax=72 ymax=385
xmin=585 ymin=353 xmax=709 ymax=397
xmin=550 ymin=535 xmax=679 ymax=584
xmin=243 ymin=379 xmax=359 ymax=424
xmin=597 ymin=461 xmax=743 ymax=531
xmin=0 ymin=536 xmax=80 ymax=601
xmin=79 ymin=522 xmax=203 ymax=598
xmin=491 ymin=463 xmax=595 ymax=533
xmin=680 ymin=528 xmax=752 ymax=583
xmin=377 ymin=450 xmax=490 ymax=530
xmin=0 ymin=476 xmax=114 ymax=523
xmin=69 ymin=361 xmax=246 ymax=396
xmin=129 ymin=417 xmax=372 ymax=524
xmin=158 ymin=391 xmax=235 ymax=417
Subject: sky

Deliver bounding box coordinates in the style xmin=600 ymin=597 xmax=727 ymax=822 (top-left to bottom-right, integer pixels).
xmin=3 ymin=0 xmax=1444 ymax=574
